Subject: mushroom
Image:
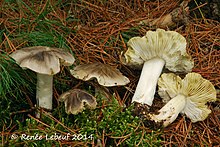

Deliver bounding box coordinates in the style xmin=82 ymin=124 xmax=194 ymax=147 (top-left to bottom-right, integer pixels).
xmin=149 ymin=72 xmax=217 ymax=127
xmin=70 ymin=62 xmax=130 ymax=87
xmin=123 ymin=28 xmax=194 ymax=106
xmin=10 ymin=46 xmax=75 ymax=111
xmin=59 ymin=89 xmax=97 ymax=114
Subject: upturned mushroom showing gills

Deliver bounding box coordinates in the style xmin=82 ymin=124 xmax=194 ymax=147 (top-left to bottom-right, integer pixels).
xmin=59 ymin=89 xmax=97 ymax=114
xmin=10 ymin=46 xmax=75 ymax=111
xmin=70 ymin=62 xmax=130 ymax=87
xmin=123 ymin=28 xmax=194 ymax=106
xmin=148 ymin=72 xmax=216 ymax=127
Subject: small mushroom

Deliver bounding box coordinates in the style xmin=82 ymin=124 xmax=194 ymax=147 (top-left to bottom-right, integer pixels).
xmin=70 ymin=62 xmax=130 ymax=87
xmin=59 ymin=89 xmax=97 ymax=114
xmin=10 ymin=46 xmax=75 ymax=111
xmin=123 ymin=28 xmax=194 ymax=106
xmin=149 ymin=72 xmax=217 ymax=127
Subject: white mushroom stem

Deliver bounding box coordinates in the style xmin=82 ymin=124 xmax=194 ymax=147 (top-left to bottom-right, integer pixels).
xmin=36 ymin=73 xmax=53 ymax=110
xmin=131 ymin=57 xmax=165 ymax=106
xmin=150 ymin=94 xmax=186 ymax=127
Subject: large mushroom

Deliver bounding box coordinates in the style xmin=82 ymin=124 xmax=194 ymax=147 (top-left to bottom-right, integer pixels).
xmin=59 ymin=89 xmax=97 ymax=115
xmin=123 ymin=28 xmax=194 ymax=106
xmin=148 ymin=72 xmax=217 ymax=127
xmin=10 ymin=46 xmax=75 ymax=111
xmin=70 ymin=62 xmax=130 ymax=87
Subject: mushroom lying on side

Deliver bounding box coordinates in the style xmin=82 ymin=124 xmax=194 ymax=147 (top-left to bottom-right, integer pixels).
xmin=10 ymin=46 xmax=75 ymax=111
xmin=59 ymin=89 xmax=97 ymax=114
xmin=123 ymin=28 xmax=194 ymax=106
xmin=148 ymin=72 xmax=217 ymax=127
xmin=70 ymin=62 xmax=130 ymax=87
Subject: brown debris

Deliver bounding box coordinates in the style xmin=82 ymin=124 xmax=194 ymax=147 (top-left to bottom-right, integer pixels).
xmin=139 ymin=0 xmax=190 ymax=28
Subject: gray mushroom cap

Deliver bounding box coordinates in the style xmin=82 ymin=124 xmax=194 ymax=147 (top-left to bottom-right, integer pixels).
xmin=70 ymin=62 xmax=130 ymax=87
xmin=10 ymin=46 xmax=75 ymax=75
xmin=59 ymin=89 xmax=97 ymax=114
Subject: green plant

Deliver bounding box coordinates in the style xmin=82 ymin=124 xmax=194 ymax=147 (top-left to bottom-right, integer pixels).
xmin=0 ymin=53 xmax=35 ymax=129
xmin=2 ymin=91 xmax=161 ymax=146
xmin=71 ymin=95 xmax=162 ymax=146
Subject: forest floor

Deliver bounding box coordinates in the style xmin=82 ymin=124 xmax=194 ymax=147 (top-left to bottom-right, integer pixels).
xmin=0 ymin=0 xmax=220 ymax=146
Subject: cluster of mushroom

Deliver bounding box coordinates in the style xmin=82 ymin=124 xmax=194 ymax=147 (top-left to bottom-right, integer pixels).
xmin=10 ymin=28 xmax=217 ymax=127
xmin=10 ymin=47 xmax=130 ymax=117
xmin=10 ymin=46 xmax=75 ymax=114
xmin=122 ymin=28 xmax=217 ymax=127
xmin=62 ymin=62 xmax=130 ymax=114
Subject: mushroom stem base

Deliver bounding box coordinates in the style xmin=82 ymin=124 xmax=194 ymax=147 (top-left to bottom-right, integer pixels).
xmin=150 ymin=94 xmax=186 ymax=127
xmin=36 ymin=73 xmax=53 ymax=110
